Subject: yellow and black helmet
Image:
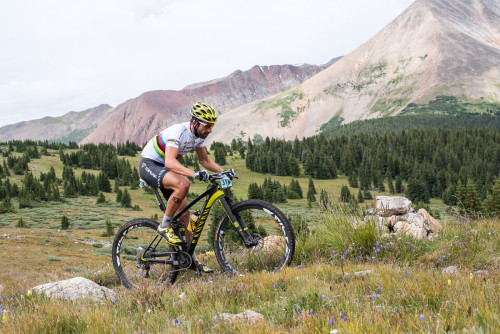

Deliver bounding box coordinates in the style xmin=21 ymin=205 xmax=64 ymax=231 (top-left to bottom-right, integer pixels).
xmin=190 ymin=102 xmax=217 ymax=124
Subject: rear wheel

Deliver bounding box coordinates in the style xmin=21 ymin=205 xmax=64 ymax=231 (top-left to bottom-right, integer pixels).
xmin=213 ymin=199 xmax=295 ymax=275
xmin=112 ymin=218 xmax=179 ymax=288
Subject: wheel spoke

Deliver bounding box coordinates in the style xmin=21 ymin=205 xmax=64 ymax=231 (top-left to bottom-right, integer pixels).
xmin=215 ymin=200 xmax=295 ymax=274
xmin=112 ymin=219 xmax=179 ymax=288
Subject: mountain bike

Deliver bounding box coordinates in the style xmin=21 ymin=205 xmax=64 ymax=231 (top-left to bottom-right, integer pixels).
xmin=112 ymin=169 xmax=295 ymax=288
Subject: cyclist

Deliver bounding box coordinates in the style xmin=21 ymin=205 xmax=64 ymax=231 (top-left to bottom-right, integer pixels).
xmin=139 ymin=102 xmax=228 ymax=274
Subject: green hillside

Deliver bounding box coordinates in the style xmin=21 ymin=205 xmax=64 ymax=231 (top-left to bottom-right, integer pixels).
xmin=0 ymin=114 xmax=499 ymax=332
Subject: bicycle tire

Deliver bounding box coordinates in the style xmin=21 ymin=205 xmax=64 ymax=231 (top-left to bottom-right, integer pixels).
xmin=112 ymin=218 xmax=179 ymax=288
xmin=213 ymin=199 xmax=295 ymax=275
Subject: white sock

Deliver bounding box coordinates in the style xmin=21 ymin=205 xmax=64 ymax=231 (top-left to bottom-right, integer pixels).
xmin=160 ymin=215 xmax=172 ymax=228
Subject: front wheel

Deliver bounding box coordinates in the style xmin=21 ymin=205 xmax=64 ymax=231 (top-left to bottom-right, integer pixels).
xmin=213 ymin=199 xmax=295 ymax=275
xmin=112 ymin=218 xmax=179 ymax=288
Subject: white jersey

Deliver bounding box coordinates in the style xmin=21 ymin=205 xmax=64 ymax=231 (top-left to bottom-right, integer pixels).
xmin=141 ymin=122 xmax=205 ymax=163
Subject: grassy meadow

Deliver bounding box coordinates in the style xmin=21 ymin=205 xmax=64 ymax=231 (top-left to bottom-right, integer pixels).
xmin=0 ymin=148 xmax=499 ymax=333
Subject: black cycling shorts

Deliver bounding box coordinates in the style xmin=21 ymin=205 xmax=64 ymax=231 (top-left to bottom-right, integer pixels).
xmin=139 ymin=158 xmax=174 ymax=201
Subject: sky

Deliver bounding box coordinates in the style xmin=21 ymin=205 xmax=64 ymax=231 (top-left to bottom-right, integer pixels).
xmin=0 ymin=0 xmax=415 ymax=127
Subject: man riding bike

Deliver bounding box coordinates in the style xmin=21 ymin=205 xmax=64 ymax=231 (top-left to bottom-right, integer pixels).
xmin=139 ymin=102 xmax=232 ymax=274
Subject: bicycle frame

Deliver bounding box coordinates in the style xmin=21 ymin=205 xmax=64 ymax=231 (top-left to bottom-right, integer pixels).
xmin=147 ymin=178 xmax=256 ymax=266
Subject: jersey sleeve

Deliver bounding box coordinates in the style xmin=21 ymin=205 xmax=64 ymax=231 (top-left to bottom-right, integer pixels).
xmin=162 ymin=126 xmax=181 ymax=149
xmin=195 ymin=139 xmax=205 ymax=148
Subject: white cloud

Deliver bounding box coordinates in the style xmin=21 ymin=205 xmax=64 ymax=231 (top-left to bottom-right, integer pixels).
xmin=0 ymin=0 xmax=414 ymax=126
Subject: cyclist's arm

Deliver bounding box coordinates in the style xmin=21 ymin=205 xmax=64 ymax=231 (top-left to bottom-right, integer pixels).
xmin=164 ymin=146 xmax=194 ymax=177
xmin=195 ymin=146 xmax=223 ymax=173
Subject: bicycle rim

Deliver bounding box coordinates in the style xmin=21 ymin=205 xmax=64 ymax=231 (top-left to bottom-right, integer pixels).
xmin=112 ymin=218 xmax=178 ymax=288
xmin=214 ymin=200 xmax=295 ymax=275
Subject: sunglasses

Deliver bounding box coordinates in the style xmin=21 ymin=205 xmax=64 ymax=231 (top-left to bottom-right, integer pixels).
xmin=199 ymin=122 xmax=215 ymax=129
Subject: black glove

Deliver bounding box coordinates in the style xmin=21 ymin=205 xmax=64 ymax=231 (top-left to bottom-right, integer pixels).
xmin=193 ymin=170 xmax=210 ymax=182
xmin=225 ymin=168 xmax=237 ymax=180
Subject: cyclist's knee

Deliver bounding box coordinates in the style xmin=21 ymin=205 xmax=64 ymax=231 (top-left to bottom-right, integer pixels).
xmin=177 ymin=178 xmax=190 ymax=195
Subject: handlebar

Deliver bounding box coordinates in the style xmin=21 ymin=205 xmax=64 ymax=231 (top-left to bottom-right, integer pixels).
xmin=209 ymin=169 xmax=238 ymax=182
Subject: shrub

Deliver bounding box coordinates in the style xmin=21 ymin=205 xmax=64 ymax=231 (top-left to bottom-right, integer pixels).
xmin=61 ymin=215 xmax=70 ymax=230
xmin=96 ymin=192 xmax=106 ymax=204
xmin=104 ymin=219 xmax=114 ymax=237
xmin=121 ymin=189 xmax=131 ymax=208
xmin=16 ymin=217 xmax=28 ymax=228
xmin=289 ymin=214 xmax=309 ymax=238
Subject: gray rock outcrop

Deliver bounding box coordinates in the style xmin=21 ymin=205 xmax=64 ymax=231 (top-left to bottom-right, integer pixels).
xmin=376 ymin=196 xmax=412 ymax=217
xmin=213 ymin=310 xmax=265 ymax=323
xmin=33 ymin=277 xmax=116 ymax=302
xmin=366 ymin=196 xmax=441 ymax=239
xmin=418 ymin=208 xmax=442 ymax=233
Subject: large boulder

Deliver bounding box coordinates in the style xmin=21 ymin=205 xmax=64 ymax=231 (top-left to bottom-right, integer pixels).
xmin=365 ymin=196 xmax=442 ymax=239
xmin=33 ymin=277 xmax=116 ymax=302
xmin=376 ymin=196 xmax=412 ymax=217
xmin=417 ymin=208 xmax=442 ymax=233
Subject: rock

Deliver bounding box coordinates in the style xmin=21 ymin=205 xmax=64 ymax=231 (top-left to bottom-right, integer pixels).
xmin=394 ymin=221 xmax=408 ymax=233
xmin=387 ymin=215 xmax=405 ymax=227
xmin=417 ymin=208 xmax=442 ymax=233
xmin=442 ymin=266 xmax=459 ymax=274
xmin=473 ymin=270 xmax=489 ymax=276
xmin=394 ymin=218 xmax=427 ymax=239
xmin=33 ymin=277 xmax=116 ymax=302
xmin=376 ymin=196 xmax=412 ymax=217
xmin=253 ymin=235 xmax=285 ymax=254
xmin=213 ymin=310 xmax=264 ymax=323
xmin=353 ymin=270 xmax=373 ymax=277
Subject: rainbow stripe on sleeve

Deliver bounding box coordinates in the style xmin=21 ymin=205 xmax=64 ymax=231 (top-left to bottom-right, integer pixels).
xmin=153 ymin=132 xmax=166 ymax=158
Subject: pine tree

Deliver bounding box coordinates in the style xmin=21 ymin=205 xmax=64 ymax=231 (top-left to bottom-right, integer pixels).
xmin=51 ymin=185 xmax=61 ymax=202
xmin=289 ymin=156 xmax=300 ymax=177
xmin=456 ymin=181 xmax=467 ymax=209
xmin=348 ymin=171 xmax=359 ymax=188
xmin=377 ymin=176 xmax=386 ymax=192
xmin=121 ymin=189 xmax=132 ymax=208
xmin=307 ymin=177 xmax=317 ymax=202
xmin=97 ymin=172 xmax=112 ymax=192
xmin=363 ymin=189 xmax=373 ymax=200
xmin=340 ymin=185 xmax=352 ymax=202
xmin=16 ymin=217 xmax=27 ymax=228
xmin=0 ymin=196 xmax=13 ymax=213
xmin=214 ymin=146 xmax=227 ymax=165
xmin=357 ymin=189 xmax=364 ymax=203
xmin=248 ymin=182 xmax=263 ymax=200
xmin=2 ymin=160 xmax=9 ymax=176
xmin=105 ymin=219 xmax=114 ymax=237
xmin=116 ymin=188 xmax=123 ymax=203
xmin=61 ymin=215 xmax=70 ymax=230
xmin=96 ymin=192 xmax=106 ymax=204
xmin=465 ymin=179 xmax=482 ymax=214
xmin=395 ymin=176 xmax=402 ymax=193
xmin=484 ymin=177 xmax=500 ymax=216
xmin=387 ymin=176 xmax=395 ymax=194
xmin=289 ymin=179 xmax=303 ymax=198
xmin=406 ymin=178 xmax=430 ymax=203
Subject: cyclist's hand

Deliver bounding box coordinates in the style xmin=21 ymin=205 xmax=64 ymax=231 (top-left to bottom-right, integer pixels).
xmin=193 ymin=170 xmax=210 ymax=182
xmin=225 ymin=168 xmax=237 ymax=180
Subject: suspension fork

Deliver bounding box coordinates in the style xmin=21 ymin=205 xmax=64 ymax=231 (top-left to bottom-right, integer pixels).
xmin=218 ymin=196 xmax=259 ymax=248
